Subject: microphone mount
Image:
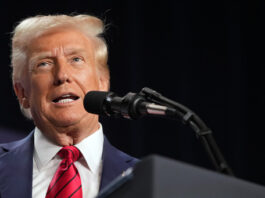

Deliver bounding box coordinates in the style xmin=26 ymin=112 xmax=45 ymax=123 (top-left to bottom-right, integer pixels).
xmin=138 ymin=87 xmax=234 ymax=176
xmin=99 ymin=91 xmax=177 ymax=120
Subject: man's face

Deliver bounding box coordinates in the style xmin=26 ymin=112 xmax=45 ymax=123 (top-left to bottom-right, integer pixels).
xmin=16 ymin=29 xmax=108 ymax=132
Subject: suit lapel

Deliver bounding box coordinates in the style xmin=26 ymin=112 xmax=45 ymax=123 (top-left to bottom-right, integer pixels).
xmin=99 ymin=137 xmax=135 ymax=191
xmin=0 ymin=131 xmax=34 ymax=198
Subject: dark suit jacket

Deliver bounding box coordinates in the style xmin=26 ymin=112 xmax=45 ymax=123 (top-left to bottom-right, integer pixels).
xmin=0 ymin=130 xmax=138 ymax=198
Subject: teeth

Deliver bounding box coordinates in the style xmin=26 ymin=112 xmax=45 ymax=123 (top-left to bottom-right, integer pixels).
xmin=53 ymin=93 xmax=79 ymax=103
xmin=57 ymin=98 xmax=74 ymax=103
xmin=61 ymin=94 xmax=71 ymax=98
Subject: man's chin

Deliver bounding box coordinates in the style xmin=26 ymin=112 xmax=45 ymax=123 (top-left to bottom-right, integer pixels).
xmin=49 ymin=116 xmax=81 ymax=128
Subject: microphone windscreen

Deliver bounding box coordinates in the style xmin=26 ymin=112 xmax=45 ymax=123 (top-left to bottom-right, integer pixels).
xmin=83 ymin=91 xmax=109 ymax=115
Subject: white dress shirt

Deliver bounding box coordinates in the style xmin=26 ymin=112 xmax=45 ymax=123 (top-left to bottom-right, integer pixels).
xmin=32 ymin=124 xmax=104 ymax=198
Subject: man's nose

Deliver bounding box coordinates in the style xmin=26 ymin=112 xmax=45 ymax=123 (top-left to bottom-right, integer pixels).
xmin=53 ymin=60 xmax=71 ymax=86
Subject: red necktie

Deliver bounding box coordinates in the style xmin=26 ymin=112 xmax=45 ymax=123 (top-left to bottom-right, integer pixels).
xmin=46 ymin=146 xmax=83 ymax=198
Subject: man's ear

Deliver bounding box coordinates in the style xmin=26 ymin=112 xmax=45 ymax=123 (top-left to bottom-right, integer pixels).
xmin=13 ymin=82 xmax=30 ymax=109
xmin=98 ymin=69 xmax=110 ymax=91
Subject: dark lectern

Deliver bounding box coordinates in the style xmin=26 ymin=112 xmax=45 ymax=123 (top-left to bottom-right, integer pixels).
xmin=98 ymin=155 xmax=265 ymax=198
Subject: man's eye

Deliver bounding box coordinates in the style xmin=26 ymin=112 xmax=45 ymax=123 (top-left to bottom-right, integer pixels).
xmin=37 ymin=62 xmax=50 ymax=67
xmin=72 ymin=57 xmax=84 ymax=63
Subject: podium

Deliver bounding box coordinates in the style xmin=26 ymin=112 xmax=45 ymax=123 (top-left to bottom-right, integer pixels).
xmin=98 ymin=155 xmax=265 ymax=198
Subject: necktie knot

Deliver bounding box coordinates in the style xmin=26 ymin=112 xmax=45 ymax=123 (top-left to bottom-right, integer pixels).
xmin=58 ymin=146 xmax=81 ymax=162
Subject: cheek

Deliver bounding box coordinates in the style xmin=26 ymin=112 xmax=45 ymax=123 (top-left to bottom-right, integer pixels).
xmin=30 ymin=75 xmax=52 ymax=101
xmin=76 ymin=68 xmax=100 ymax=92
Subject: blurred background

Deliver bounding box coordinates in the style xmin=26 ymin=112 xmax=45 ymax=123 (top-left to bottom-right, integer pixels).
xmin=0 ymin=0 xmax=264 ymax=186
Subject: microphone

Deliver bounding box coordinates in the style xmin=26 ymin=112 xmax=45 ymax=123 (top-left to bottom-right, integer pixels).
xmin=83 ymin=91 xmax=176 ymax=119
xmin=84 ymin=88 xmax=234 ymax=175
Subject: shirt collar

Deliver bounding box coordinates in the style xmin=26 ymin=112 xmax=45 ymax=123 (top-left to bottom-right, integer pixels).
xmin=34 ymin=124 xmax=104 ymax=173
xmin=75 ymin=124 xmax=104 ymax=172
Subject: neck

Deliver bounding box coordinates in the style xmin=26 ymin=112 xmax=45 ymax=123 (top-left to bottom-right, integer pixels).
xmin=35 ymin=117 xmax=100 ymax=146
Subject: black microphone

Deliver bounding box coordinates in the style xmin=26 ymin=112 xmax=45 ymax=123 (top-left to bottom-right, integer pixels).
xmin=83 ymin=91 xmax=176 ymax=119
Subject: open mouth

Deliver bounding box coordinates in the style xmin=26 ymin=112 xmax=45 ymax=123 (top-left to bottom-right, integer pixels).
xmin=52 ymin=94 xmax=80 ymax=104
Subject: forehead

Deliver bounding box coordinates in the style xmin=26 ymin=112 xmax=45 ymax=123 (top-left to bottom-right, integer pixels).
xmin=27 ymin=29 xmax=95 ymax=57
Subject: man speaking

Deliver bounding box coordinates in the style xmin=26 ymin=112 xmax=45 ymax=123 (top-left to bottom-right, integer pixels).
xmin=0 ymin=14 xmax=138 ymax=198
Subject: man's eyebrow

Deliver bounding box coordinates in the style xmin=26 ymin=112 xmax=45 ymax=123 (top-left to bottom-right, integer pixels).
xmin=28 ymin=48 xmax=88 ymax=66
xmin=29 ymin=52 xmax=53 ymax=66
